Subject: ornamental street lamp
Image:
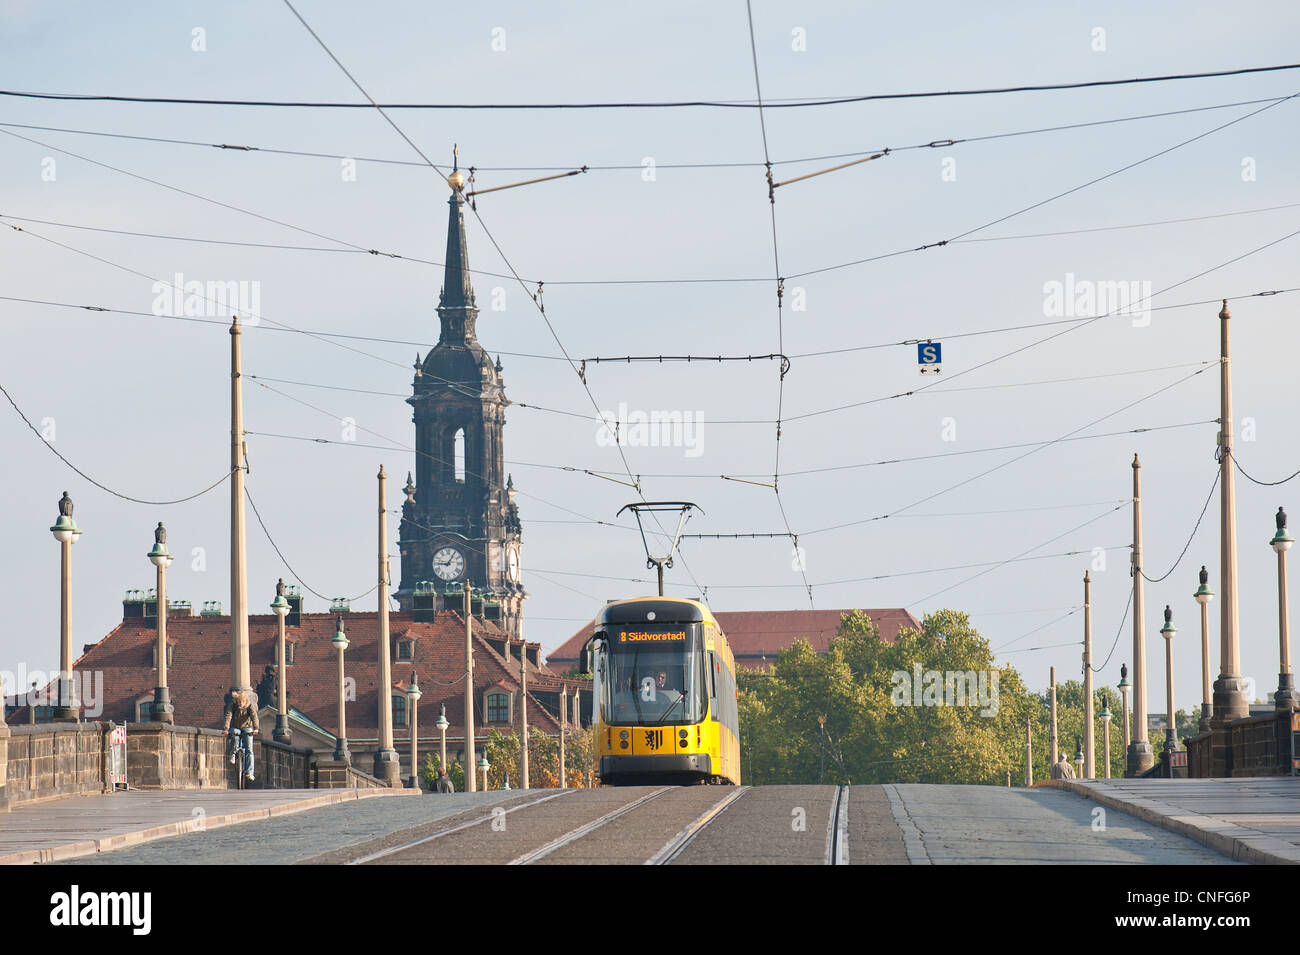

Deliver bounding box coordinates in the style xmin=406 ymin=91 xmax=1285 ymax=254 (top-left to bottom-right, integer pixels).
xmin=1271 ymin=507 xmax=1297 ymax=711
xmin=1072 ymin=737 xmax=1084 ymax=778
xmin=406 ymin=672 xmax=422 ymax=789
xmin=436 ymin=702 xmax=449 ymax=776
xmin=1194 ymin=566 xmax=1215 ymax=733
xmin=1160 ymin=606 xmax=1178 ymax=756
xmin=332 ymin=615 xmax=350 ymax=765
xmin=477 ymin=752 xmax=489 ymax=791
xmin=147 ymin=523 xmax=175 ymax=724
xmin=1118 ymin=664 xmax=1132 ymax=752
xmin=49 ymin=492 xmax=82 ymax=720
xmin=1099 ymin=698 xmax=1112 ymax=779
xmin=270 ymin=579 xmax=291 ymax=743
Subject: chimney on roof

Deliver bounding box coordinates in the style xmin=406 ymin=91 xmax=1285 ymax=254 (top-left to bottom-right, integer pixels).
xmin=286 ymin=584 xmax=302 ymax=627
xmin=412 ymin=580 xmax=438 ymax=623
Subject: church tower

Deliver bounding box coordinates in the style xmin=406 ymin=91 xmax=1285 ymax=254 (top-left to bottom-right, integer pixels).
xmin=396 ymin=156 xmax=525 ymax=637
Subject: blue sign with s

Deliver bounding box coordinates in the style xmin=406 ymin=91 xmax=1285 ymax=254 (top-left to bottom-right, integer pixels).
xmin=917 ymin=342 xmax=942 ymax=366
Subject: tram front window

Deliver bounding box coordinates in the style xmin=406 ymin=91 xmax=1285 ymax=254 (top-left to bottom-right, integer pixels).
xmin=603 ymin=648 xmax=704 ymax=725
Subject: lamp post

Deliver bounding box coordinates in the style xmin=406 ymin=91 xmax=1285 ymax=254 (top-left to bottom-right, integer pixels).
xmin=1072 ymin=737 xmax=1084 ymax=778
xmin=1049 ymin=666 xmax=1060 ymax=766
xmin=332 ymin=615 xmax=350 ymax=765
xmin=49 ymin=492 xmax=82 ymax=720
xmin=436 ymin=703 xmax=449 ymax=776
xmin=147 ymin=523 xmax=175 ymax=724
xmin=1127 ymin=454 xmax=1154 ymax=776
xmin=1272 ymin=507 xmax=1297 ymax=711
xmin=1118 ymin=664 xmax=1132 ymax=752
xmin=478 ymin=753 xmax=489 ymax=791
xmin=270 ymin=579 xmax=291 ymax=743
xmin=1160 ymin=606 xmax=1178 ymax=757
xmin=463 ymin=585 xmax=477 ymax=793
xmin=1025 ymin=715 xmax=1032 ymax=787
xmin=407 ymin=672 xmax=422 ymax=788
xmin=1083 ymin=570 xmax=1095 ymax=778
xmin=518 ymin=640 xmax=530 ymax=790
xmin=1212 ymin=301 xmax=1250 ymax=732
xmin=818 ymin=714 xmax=827 ymax=784
xmin=1195 ymin=566 xmax=1215 ymax=733
xmin=1099 ymin=698 xmax=1112 ymax=779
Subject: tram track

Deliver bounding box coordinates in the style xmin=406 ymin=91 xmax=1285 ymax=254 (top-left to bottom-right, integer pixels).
xmin=508 ymin=787 xmax=672 ymax=864
xmin=646 ymin=786 xmax=749 ymax=865
xmin=346 ymin=788 xmax=577 ymax=865
xmin=828 ymin=785 xmax=850 ymax=865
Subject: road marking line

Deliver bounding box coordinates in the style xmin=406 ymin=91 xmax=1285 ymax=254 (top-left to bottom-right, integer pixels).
xmin=645 ymin=786 xmax=749 ymax=865
xmin=347 ymin=789 xmax=577 ymax=865
xmin=884 ymin=784 xmax=931 ymax=865
xmin=508 ymin=787 xmax=671 ymax=865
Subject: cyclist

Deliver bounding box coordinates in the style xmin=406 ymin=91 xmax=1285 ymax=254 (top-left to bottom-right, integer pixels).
xmin=222 ymin=689 xmax=260 ymax=783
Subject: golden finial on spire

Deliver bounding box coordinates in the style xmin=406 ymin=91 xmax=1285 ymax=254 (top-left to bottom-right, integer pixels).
xmin=448 ymin=143 xmax=466 ymax=191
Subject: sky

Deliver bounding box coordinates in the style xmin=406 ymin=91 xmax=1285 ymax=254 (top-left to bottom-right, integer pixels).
xmin=2 ymin=1 xmax=1298 ymax=715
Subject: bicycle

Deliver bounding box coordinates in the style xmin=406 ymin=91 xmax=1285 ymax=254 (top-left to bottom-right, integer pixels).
xmin=227 ymin=730 xmax=254 ymax=789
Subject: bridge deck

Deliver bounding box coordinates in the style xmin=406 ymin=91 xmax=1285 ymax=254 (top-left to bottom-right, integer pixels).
xmin=0 ymin=787 xmax=415 ymax=864
xmin=1053 ymin=777 xmax=1300 ymax=864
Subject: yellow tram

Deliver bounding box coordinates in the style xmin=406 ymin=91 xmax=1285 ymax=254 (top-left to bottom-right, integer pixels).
xmin=583 ymin=596 xmax=741 ymax=785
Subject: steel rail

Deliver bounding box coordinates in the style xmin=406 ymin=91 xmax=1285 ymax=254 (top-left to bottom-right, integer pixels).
xmin=828 ymin=785 xmax=850 ymax=865
xmin=346 ymin=789 xmax=576 ymax=864
xmin=645 ymin=786 xmax=750 ymax=865
xmin=508 ymin=787 xmax=672 ymax=865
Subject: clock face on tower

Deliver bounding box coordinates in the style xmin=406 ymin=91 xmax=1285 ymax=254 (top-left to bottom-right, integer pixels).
xmin=507 ymin=546 xmax=520 ymax=582
xmin=433 ymin=546 xmax=465 ymax=581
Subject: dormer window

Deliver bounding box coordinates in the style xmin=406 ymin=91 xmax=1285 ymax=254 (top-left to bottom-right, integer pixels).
xmin=396 ymin=639 xmax=413 ymax=661
xmin=393 ymin=693 xmax=408 ymax=728
xmin=487 ymin=692 xmax=509 ymax=723
xmin=285 ymin=642 xmax=296 ymax=666
xmin=151 ymin=645 xmax=175 ymax=668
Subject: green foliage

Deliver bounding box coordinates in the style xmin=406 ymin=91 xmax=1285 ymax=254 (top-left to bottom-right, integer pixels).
xmin=421 ymin=751 xmax=465 ymax=791
xmin=1036 ymin=681 xmax=1125 ymax=781
xmin=737 ymin=609 xmax=1133 ymax=786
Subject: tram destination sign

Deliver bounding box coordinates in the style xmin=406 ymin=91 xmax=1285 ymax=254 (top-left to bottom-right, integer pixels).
xmin=616 ymin=629 xmax=688 ymax=644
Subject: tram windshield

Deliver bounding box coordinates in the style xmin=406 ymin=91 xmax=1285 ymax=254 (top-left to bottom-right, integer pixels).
xmin=601 ymin=626 xmax=705 ymax=725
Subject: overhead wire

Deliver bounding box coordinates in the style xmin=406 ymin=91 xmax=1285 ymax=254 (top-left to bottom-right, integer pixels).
xmin=5 ymin=61 xmax=1298 ymax=108
xmin=3 ymin=94 xmax=1291 ymax=172
xmin=0 ymin=379 xmax=234 ymax=506
xmin=745 ymin=0 xmax=813 ymax=608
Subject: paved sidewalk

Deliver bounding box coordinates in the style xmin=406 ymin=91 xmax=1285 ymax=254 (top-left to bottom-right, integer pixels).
xmin=1051 ymin=776 xmax=1300 ymax=864
xmin=0 ymin=788 xmax=416 ymax=864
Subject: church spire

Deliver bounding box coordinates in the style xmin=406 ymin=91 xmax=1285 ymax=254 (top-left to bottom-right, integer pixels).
xmin=438 ymin=145 xmax=477 ymax=345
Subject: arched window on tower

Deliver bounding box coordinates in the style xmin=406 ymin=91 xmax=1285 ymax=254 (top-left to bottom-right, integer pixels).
xmin=454 ymin=427 xmax=466 ymax=484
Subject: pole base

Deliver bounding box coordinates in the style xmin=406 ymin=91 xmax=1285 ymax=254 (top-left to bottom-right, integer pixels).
xmin=1199 ymin=702 xmax=1213 ymax=735
xmin=373 ymin=748 xmax=403 ymax=787
xmin=150 ymin=689 xmax=175 ymax=724
xmin=1125 ymin=739 xmax=1155 ymax=777
xmin=1275 ymin=672 xmax=1299 ymax=712
xmin=1211 ymin=675 xmax=1252 ymax=724
xmin=273 ymin=714 xmax=292 ymax=743
xmin=333 ymin=743 xmax=350 ymax=765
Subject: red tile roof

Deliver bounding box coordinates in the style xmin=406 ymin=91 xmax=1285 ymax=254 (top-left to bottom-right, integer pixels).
xmin=31 ymin=610 xmax=586 ymax=742
xmin=548 ymin=607 xmax=921 ymax=670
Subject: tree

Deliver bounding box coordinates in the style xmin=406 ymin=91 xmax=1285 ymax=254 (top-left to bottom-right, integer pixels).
xmin=738 ymin=610 xmax=1042 ymax=785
